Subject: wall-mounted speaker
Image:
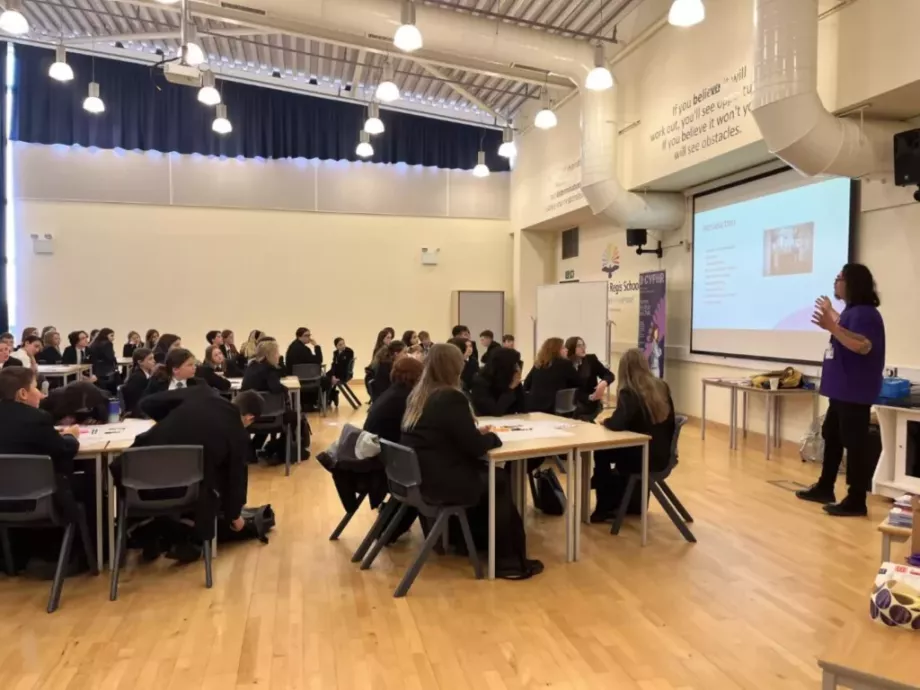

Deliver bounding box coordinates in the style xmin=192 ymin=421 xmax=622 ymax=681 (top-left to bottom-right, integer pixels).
xmin=626 ymin=228 xmax=648 ymax=247
xmin=894 ymin=128 xmax=920 ymax=187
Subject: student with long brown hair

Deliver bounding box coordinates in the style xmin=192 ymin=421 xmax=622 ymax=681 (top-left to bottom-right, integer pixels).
xmin=369 ymin=340 xmax=405 ymax=401
xmin=591 ymin=348 xmax=675 ymax=523
xmin=401 ymin=344 xmax=543 ymax=580
xmin=123 ymin=331 xmax=141 ymax=359
xmin=153 ymin=333 xmax=182 ymax=364
xmin=523 ymin=337 xmax=580 ymax=413
xmin=144 ymin=348 xmax=200 ymax=397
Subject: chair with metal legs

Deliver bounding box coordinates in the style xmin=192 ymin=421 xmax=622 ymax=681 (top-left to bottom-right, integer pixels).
xmin=0 ymin=455 xmax=99 ymax=613
xmin=358 ymin=440 xmax=482 ymax=597
xmin=610 ymin=416 xmax=695 ymax=542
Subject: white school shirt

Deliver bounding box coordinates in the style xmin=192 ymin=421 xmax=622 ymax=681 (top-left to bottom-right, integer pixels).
xmin=11 ymin=349 xmax=31 ymax=366
xmin=168 ymin=378 xmax=187 ymax=390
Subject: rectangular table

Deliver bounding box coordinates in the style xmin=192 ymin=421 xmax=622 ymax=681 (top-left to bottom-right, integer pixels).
xmin=481 ymin=414 xmax=650 ymax=580
xmin=38 ymin=364 xmax=92 ymax=386
xmin=818 ymin=613 xmax=920 ymax=689
xmin=878 ymin=520 xmax=912 ymax=563
xmin=74 ymin=419 xmax=156 ymax=571
xmin=116 ymin=356 xmax=131 ymax=377
xmin=227 ymin=376 xmax=303 ymax=475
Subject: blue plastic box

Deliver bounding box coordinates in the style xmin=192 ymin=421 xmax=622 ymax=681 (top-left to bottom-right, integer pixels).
xmin=878 ymin=377 xmax=911 ymax=401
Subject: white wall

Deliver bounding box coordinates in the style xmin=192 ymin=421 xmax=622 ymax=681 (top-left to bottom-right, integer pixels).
xmin=11 ymin=145 xmax=512 ymax=366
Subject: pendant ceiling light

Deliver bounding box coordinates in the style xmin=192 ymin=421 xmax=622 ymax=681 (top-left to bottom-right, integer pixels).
xmin=668 ymin=0 xmax=705 ymax=27
xmin=83 ymin=82 xmax=104 ymax=114
xmin=364 ymin=102 xmax=384 ymax=135
xmin=534 ymin=89 xmax=557 ymax=130
xmin=394 ymin=0 xmax=423 ymax=52
xmin=497 ymin=125 xmax=516 ymax=158
xmin=0 ymin=0 xmax=29 ymax=35
xmin=49 ymin=45 xmax=74 ymax=82
xmin=212 ymin=103 xmax=232 ymax=134
xmin=198 ymin=70 xmax=221 ymax=105
xmin=472 ymin=150 xmax=490 ymax=178
xmin=584 ymin=43 xmax=613 ymax=91
xmin=375 ymin=62 xmax=400 ymax=103
xmin=356 ymin=130 xmax=374 ymax=158
xmin=178 ymin=2 xmax=205 ymax=66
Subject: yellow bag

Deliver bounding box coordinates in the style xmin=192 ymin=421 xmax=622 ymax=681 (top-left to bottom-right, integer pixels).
xmin=750 ymin=367 xmax=803 ymax=390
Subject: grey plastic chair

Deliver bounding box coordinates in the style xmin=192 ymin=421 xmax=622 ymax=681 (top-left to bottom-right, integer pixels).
xmin=292 ymin=363 xmax=326 ymax=416
xmin=610 ymin=415 xmax=695 ymax=543
xmin=109 ymin=445 xmax=210 ymax=601
xmin=0 ymin=455 xmax=98 ymax=613
xmin=359 ymin=440 xmax=482 ymax=597
xmin=247 ymin=392 xmax=292 ymax=475
xmin=337 ymin=358 xmax=362 ymax=409
xmin=554 ymin=388 xmax=579 ymax=417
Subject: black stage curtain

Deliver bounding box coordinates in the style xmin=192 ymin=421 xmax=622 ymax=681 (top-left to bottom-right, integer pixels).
xmin=11 ymin=45 xmax=509 ymax=172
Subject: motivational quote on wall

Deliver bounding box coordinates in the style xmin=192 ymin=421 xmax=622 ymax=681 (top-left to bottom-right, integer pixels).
xmin=648 ymin=64 xmax=753 ymax=161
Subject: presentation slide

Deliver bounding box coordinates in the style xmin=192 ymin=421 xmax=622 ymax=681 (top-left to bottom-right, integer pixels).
xmin=691 ymin=171 xmax=852 ymax=362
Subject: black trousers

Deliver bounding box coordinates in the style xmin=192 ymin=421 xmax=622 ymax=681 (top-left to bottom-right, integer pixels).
xmin=818 ymin=398 xmax=871 ymax=501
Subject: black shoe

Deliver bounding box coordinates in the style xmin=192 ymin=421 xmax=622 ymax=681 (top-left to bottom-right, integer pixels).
xmin=165 ymin=541 xmax=202 ymax=564
xmin=795 ymin=484 xmax=836 ymax=504
xmin=823 ymin=498 xmax=868 ymax=517
xmin=589 ymin=509 xmax=615 ymax=524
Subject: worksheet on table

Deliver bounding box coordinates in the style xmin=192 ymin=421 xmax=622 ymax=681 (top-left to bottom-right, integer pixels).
xmin=479 ymin=418 xmax=575 ymax=443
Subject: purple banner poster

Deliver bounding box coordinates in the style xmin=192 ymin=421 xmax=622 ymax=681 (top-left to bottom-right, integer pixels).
xmin=639 ymin=270 xmax=666 ymax=378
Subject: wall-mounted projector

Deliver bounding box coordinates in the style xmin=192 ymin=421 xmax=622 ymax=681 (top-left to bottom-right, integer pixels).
xmin=163 ymin=61 xmax=202 ymax=87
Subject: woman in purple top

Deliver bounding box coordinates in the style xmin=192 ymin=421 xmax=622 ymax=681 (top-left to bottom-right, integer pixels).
xmin=797 ymin=263 xmax=885 ymax=517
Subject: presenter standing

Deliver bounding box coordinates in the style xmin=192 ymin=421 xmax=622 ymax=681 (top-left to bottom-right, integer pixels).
xmin=796 ymin=264 xmax=885 ymax=517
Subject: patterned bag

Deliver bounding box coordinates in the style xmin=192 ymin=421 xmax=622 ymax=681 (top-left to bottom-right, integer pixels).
xmin=870 ymin=563 xmax=920 ymax=630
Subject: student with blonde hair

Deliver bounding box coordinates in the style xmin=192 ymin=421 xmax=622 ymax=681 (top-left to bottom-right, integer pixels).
xmin=401 ymin=344 xmax=543 ymax=580
xmin=239 ymin=330 xmax=264 ymax=361
xmin=523 ymin=337 xmax=580 ymax=413
xmin=590 ymin=348 xmax=676 ymax=523
xmin=242 ymin=338 xmax=304 ymax=461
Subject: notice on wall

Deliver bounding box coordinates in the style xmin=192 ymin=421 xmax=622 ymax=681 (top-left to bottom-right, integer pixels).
xmin=638 ymin=270 xmax=666 ymax=378
xmin=648 ymin=64 xmax=753 ymax=162
xmin=544 ymin=158 xmax=584 ymax=215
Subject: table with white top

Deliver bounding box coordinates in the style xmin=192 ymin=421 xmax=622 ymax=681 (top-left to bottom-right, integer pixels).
xmin=227 ymin=376 xmax=303 ymax=475
xmin=73 ymin=419 xmax=155 ymax=571
xmin=480 ymin=413 xmax=650 ymax=580
xmin=38 ymin=364 xmax=92 ymax=386
xmin=116 ymin=357 xmax=131 ymax=377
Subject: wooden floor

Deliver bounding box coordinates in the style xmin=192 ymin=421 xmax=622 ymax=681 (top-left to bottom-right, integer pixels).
xmin=0 ymin=397 xmax=901 ymax=690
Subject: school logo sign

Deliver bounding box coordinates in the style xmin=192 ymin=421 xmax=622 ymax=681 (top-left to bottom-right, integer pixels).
xmin=602 ymin=244 xmax=620 ymax=278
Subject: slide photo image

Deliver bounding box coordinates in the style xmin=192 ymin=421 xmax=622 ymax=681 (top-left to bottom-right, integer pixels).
xmin=762 ymin=222 xmax=814 ymax=277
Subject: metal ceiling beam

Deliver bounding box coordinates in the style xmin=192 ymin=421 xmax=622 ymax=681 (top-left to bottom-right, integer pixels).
xmin=104 ymin=0 xmax=574 ymax=89
xmin=419 ymin=62 xmax=503 ymax=124
xmin=63 ymin=27 xmax=266 ymax=45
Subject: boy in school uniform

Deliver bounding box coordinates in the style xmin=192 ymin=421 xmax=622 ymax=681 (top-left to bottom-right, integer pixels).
xmin=479 ymin=329 xmax=501 ymax=366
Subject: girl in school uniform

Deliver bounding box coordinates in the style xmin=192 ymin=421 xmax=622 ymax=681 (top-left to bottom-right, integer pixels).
xmin=365 ymin=328 xmax=396 ymax=398
xmin=242 ymin=339 xmax=300 ymax=461
xmin=152 ymin=334 xmax=182 ymax=364
xmin=197 ymin=345 xmax=232 ymax=393
xmin=565 ymin=336 xmax=615 ymax=421
xmin=144 ymin=329 xmax=160 ymax=351
xmin=144 ymin=348 xmax=200 ymax=397
xmin=369 ymin=340 xmax=406 ymax=401
xmin=37 ymin=330 xmax=63 ymax=365
xmin=123 ymin=331 xmax=141 ymax=359
xmin=122 ymin=347 xmax=156 ymax=417
xmin=523 ymin=337 xmax=580 ymax=414
xmin=219 ymin=329 xmax=244 ymax=376
xmin=239 ymin=330 xmax=264 ymax=362
xmin=470 ymin=347 xmax=526 ymax=418
xmin=62 ymin=331 xmax=91 ymax=366
xmin=89 ymin=328 xmax=121 ymax=392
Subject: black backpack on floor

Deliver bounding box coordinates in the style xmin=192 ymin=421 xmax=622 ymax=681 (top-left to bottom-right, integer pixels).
xmin=532 ymin=468 xmax=566 ymax=516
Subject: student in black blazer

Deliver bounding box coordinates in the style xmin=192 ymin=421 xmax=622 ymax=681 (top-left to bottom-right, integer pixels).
xmin=565 ymin=336 xmax=615 ymax=421
xmin=89 ymin=328 xmax=121 ymax=392
xmin=591 ymin=348 xmax=676 ymax=522
xmin=452 ymin=324 xmax=479 ymax=364
xmin=470 ymin=347 xmax=526 ymax=417
xmin=37 ymin=330 xmax=63 ymax=365
xmin=62 ymin=330 xmax=92 ymax=367
xmin=285 ymin=327 xmax=324 ymax=373
xmin=401 ymin=344 xmax=542 ymax=580
xmin=144 ymin=329 xmax=160 ymax=351
xmin=0 ymin=341 xmax=22 ymax=369
xmin=242 ymin=339 xmax=298 ymax=460
xmin=153 ymin=333 xmax=182 ymax=365
xmin=121 ymin=347 xmax=156 ymax=417
xmin=197 ymin=346 xmax=232 ymax=393
xmin=144 ymin=348 xmax=201 ymax=397
xmin=364 ymin=356 xmax=423 ymax=444
xmin=368 ymin=340 xmax=405 ymax=401
xmin=326 ymin=337 xmax=354 ymax=407
xmin=218 ymin=329 xmax=244 ymax=376
xmin=523 ymin=337 xmax=581 ymax=414
xmin=478 ymin=330 xmax=501 ymax=367
xmin=448 ymin=337 xmax=478 ymax=392
xmin=123 ymin=331 xmax=141 ymax=359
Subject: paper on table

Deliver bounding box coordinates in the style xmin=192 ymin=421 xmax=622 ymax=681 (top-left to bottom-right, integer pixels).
xmin=480 ymin=418 xmax=575 ymax=443
xmin=76 ymin=419 xmax=154 ymax=444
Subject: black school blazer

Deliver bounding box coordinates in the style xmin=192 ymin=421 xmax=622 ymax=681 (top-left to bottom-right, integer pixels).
xmin=523 ymin=357 xmax=581 ymax=413
xmin=573 ymin=354 xmax=615 ymax=405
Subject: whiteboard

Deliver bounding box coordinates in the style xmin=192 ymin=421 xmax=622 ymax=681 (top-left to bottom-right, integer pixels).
xmin=536 ymin=282 xmax=610 ymax=364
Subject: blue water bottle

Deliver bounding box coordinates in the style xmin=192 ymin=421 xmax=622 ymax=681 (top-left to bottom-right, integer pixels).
xmin=108 ymin=397 xmax=121 ymax=423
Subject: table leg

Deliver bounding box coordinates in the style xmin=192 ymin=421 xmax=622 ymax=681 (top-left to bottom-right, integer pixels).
xmin=107 ymin=458 xmax=116 ymax=571
xmin=729 ymin=387 xmax=737 ymax=450
xmin=488 ymin=458 xmax=496 ymax=580
xmin=882 ymin=534 xmax=891 ymax=563
xmin=742 ymin=390 xmax=748 ymax=439
xmin=701 ymin=383 xmax=707 ymax=440
xmin=94 ymin=454 xmax=103 ymax=573
xmin=573 ymin=449 xmax=582 ymax=561
xmin=764 ymin=397 xmax=772 ymax=460
xmin=294 ymin=390 xmax=303 ymax=465
xmin=774 ymin=397 xmax=781 ymax=448
xmin=821 ymin=670 xmax=837 ymax=690
xmin=510 ymin=462 xmax=521 ymax=514
xmin=580 ymin=450 xmax=592 ymax=526
xmin=641 ymin=442 xmax=649 ymax=547
xmin=565 ymin=449 xmax=574 ymax=562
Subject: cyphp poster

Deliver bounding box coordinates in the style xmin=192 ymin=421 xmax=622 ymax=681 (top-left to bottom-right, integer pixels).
xmin=638 ymin=271 xmax=666 ymax=378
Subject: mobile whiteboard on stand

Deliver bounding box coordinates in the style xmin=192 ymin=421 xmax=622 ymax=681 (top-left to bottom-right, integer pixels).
xmin=535 ymin=282 xmax=611 ymax=365
xmin=451 ymin=291 xmax=504 ymax=341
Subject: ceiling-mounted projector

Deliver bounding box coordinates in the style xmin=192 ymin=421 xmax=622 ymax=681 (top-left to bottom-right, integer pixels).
xmin=163 ymin=61 xmax=202 ymax=87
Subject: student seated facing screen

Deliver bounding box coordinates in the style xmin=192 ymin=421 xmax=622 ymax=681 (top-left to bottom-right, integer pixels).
xmin=152 ymin=334 xmax=182 ymax=365
xmin=121 ymin=347 xmax=156 ymax=417
xmin=565 ymin=336 xmax=614 ymax=421
xmin=37 ymin=330 xmax=63 ymax=365
xmin=219 ymin=329 xmax=244 ymax=376
xmin=13 ymin=335 xmax=42 ymax=373
xmin=242 ymin=339 xmax=301 ymax=462
xmin=89 ymin=328 xmax=121 ymax=393
xmin=365 ymin=328 xmax=395 ymax=395
xmin=401 ymin=344 xmax=543 ymax=580
xmin=447 ymin=337 xmax=478 ymax=392
xmin=197 ymin=346 xmax=232 ymax=393
xmin=144 ymin=348 xmax=201 ymax=397
xmin=0 ymin=341 xmax=21 ymax=369
xmin=418 ymin=330 xmax=433 ymax=357
xmin=479 ymin=330 xmax=501 ymax=367
xmin=63 ymin=330 xmax=91 ymax=366
xmin=109 ymin=387 xmax=262 ymax=562
xmin=326 ymin=337 xmax=355 ymax=407
xmin=590 ymin=348 xmax=675 ymax=523
xmin=123 ymin=331 xmax=141 ymax=359
xmin=369 ymin=341 xmax=406 ymax=401
xmin=523 ymin=337 xmax=580 ymax=414
xmin=144 ymin=329 xmax=160 ymax=351
xmin=470 ymin=347 xmax=526 ymax=418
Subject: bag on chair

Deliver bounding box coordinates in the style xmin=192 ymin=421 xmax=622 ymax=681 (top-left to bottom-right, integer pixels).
xmin=533 ymin=468 xmax=566 ymax=516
